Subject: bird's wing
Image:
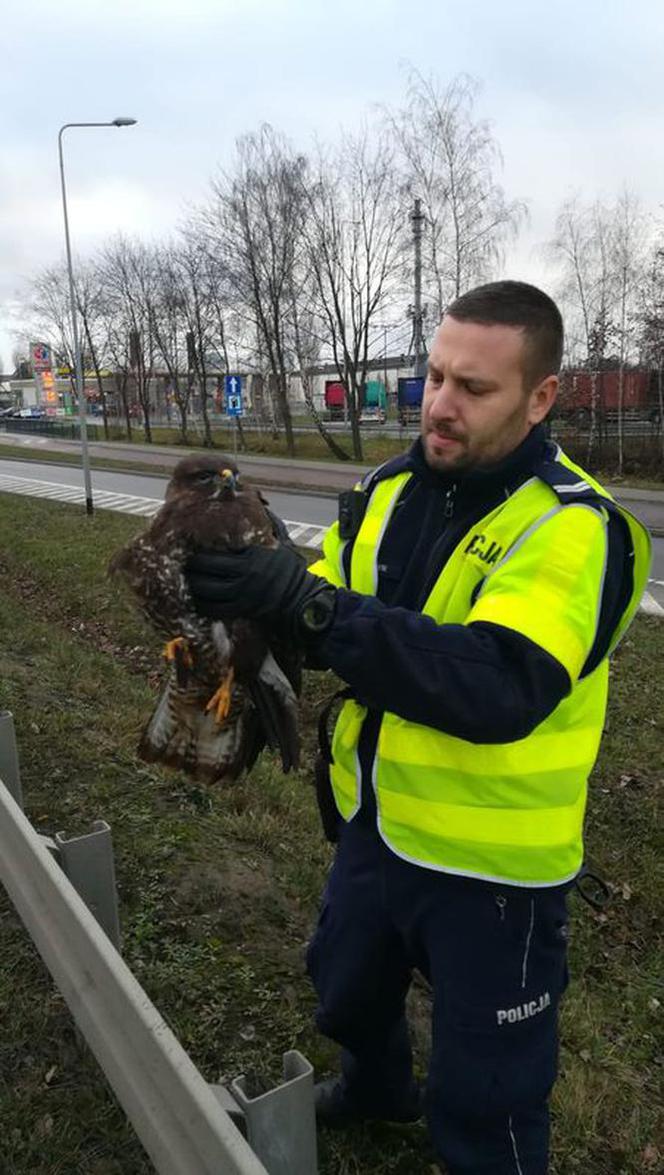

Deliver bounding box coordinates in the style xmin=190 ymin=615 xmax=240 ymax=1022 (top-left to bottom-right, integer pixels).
xmin=109 ymin=521 xmax=204 ymax=643
xmin=246 ymin=650 xmax=300 ymax=773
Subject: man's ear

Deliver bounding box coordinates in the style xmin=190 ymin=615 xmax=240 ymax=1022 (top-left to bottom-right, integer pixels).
xmin=528 ymin=375 xmax=558 ymax=425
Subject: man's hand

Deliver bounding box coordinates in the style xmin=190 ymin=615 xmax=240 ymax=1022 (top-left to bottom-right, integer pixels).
xmin=186 ymin=545 xmax=337 ymax=637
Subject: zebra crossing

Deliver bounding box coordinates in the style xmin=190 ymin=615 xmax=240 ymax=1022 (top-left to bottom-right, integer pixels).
xmin=0 ymin=473 xmax=329 ymax=547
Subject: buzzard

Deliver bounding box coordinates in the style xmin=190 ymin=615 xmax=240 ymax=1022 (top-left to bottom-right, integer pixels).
xmin=109 ymin=454 xmax=301 ymax=782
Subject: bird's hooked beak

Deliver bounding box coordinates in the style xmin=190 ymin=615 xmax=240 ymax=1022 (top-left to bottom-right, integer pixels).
xmin=216 ymin=467 xmax=237 ymax=498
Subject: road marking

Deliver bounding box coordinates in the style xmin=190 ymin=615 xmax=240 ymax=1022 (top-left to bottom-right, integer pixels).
xmin=0 ymin=473 xmax=659 ymax=616
xmin=0 ymin=473 xmax=330 ymax=549
xmin=282 ymin=520 xmax=328 ymax=547
xmin=641 ymin=591 xmax=664 ymax=617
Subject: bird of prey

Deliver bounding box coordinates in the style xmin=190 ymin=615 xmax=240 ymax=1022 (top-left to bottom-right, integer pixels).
xmin=109 ymin=454 xmax=301 ymax=782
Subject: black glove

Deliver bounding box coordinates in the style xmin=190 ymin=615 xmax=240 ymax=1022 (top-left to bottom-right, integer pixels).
xmin=186 ymin=545 xmax=338 ymax=638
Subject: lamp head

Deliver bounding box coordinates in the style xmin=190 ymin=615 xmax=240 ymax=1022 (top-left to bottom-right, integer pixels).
xmin=112 ymin=117 xmax=137 ymax=127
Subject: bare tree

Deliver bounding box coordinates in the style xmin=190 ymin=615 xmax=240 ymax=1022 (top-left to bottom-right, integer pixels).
xmin=302 ymin=130 xmax=404 ymax=460
xmin=176 ymin=232 xmax=220 ymax=447
xmin=202 ymin=125 xmax=306 ymax=456
xmin=148 ymin=243 xmax=195 ymax=442
xmin=74 ymin=258 xmax=115 ymax=437
xmin=639 ymin=244 xmax=664 ymax=464
xmin=25 ymin=263 xmax=74 ymax=370
xmin=102 ymin=315 xmax=134 ymax=439
xmin=387 ymin=71 xmax=526 ymax=316
xmin=549 ymin=193 xmax=650 ymax=472
xmin=287 ymin=269 xmax=351 ymax=461
xmin=24 ymin=259 xmax=113 ymax=432
xmin=196 ymin=245 xmax=250 ymax=450
xmin=100 ymin=236 xmax=158 ymax=442
xmin=611 ymin=192 xmax=648 ymax=475
xmin=548 ymin=197 xmax=617 ymax=460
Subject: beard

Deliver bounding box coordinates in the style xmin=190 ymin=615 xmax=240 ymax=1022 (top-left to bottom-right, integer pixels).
xmin=422 ymin=406 xmax=532 ymax=474
xmin=423 ymin=429 xmax=471 ymax=471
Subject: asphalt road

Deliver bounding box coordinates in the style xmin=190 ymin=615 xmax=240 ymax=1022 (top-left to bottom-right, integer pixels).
xmin=3 ymin=430 xmax=664 ymax=524
xmin=0 ymin=430 xmax=360 ymax=494
xmin=0 ymin=456 xmax=662 ymax=603
xmin=0 ymin=458 xmax=338 ymax=527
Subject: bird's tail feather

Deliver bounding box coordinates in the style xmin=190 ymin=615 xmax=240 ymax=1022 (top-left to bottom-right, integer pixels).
xmin=138 ymin=676 xmax=247 ymax=782
xmin=138 ymin=651 xmax=300 ymax=782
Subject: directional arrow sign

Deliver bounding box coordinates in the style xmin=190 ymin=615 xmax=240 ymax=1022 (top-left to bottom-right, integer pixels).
xmin=224 ymin=374 xmax=243 ymax=417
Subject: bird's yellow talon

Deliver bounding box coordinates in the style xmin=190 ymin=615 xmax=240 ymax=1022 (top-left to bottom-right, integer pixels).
xmin=163 ymin=636 xmax=193 ymax=667
xmin=206 ymin=668 xmax=235 ymax=723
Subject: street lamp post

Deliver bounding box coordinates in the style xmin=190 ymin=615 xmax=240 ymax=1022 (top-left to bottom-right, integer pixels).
xmin=58 ymin=117 xmax=137 ymax=515
xmin=371 ymin=320 xmax=397 ymax=412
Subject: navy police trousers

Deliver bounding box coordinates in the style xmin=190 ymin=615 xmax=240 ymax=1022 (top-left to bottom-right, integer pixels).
xmin=306 ymin=818 xmax=570 ymax=1174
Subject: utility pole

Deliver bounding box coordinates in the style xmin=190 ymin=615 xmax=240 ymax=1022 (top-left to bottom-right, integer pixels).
xmin=408 ymin=198 xmax=427 ymax=378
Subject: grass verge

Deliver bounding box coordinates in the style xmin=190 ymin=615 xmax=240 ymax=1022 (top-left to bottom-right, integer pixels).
xmin=1 ymin=424 xmax=407 ymax=468
xmin=0 ymin=494 xmax=662 ymax=1174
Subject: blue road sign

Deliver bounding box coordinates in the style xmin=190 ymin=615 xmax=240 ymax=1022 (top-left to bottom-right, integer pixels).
xmin=224 ymin=374 xmax=243 ymax=417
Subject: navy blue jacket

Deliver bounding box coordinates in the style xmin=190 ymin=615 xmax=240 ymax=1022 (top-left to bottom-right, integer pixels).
xmin=313 ymin=426 xmax=627 ymax=808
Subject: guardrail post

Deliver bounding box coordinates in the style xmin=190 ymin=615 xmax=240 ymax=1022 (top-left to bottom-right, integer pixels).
xmin=0 ymin=720 xmax=317 ymax=1172
xmin=0 ymin=710 xmax=23 ymax=808
xmin=0 ymin=778 xmax=268 ymax=1174
xmin=55 ymin=821 xmax=121 ymax=949
xmin=229 ymin=1050 xmax=318 ymax=1175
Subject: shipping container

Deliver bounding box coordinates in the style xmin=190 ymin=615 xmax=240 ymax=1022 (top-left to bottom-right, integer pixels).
xmin=363 ymin=380 xmax=387 ymax=410
xmin=556 ymin=369 xmax=659 ymax=425
xmin=397 ymin=376 xmax=425 ymax=424
xmin=360 ymin=379 xmax=387 ymax=423
xmin=324 ymin=380 xmax=346 ymax=420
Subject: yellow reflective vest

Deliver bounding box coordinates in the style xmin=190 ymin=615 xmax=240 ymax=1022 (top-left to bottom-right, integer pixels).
xmin=309 ymin=448 xmax=651 ymax=886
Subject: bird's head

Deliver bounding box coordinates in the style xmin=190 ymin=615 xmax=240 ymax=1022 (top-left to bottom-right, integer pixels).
xmin=166 ymin=454 xmax=241 ymax=501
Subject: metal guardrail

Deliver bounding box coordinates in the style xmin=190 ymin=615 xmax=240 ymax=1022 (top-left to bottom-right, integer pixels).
xmin=2 ymin=412 xmax=664 ymax=440
xmin=0 ymin=417 xmax=82 ymax=440
xmin=0 ymin=712 xmax=318 ymax=1174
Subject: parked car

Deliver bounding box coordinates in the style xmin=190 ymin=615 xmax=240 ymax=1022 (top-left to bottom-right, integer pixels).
xmin=359 ymin=407 xmax=387 ymax=425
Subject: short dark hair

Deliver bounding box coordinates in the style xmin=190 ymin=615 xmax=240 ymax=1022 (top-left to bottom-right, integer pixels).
xmin=445 ymin=280 xmax=564 ymax=389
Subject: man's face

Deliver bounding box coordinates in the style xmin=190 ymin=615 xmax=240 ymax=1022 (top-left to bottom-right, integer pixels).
xmin=421 ymin=315 xmax=557 ymax=473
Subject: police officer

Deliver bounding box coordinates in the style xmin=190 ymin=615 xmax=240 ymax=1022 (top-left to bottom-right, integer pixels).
xmin=187 ymin=281 xmax=651 ymax=1174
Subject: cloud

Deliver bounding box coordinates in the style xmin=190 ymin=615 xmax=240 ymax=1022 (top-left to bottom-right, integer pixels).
xmin=2 ymin=0 xmax=664 ymax=364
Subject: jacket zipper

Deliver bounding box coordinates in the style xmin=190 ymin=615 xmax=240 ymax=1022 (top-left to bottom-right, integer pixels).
xmin=357 ymin=476 xmax=512 ymax=816
xmin=444 ymin=484 xmax=457 ymax=518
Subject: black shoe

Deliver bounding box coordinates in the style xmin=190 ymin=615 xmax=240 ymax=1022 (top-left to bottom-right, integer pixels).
xmin=314 ymin=1077 xmax=423 ymax=1129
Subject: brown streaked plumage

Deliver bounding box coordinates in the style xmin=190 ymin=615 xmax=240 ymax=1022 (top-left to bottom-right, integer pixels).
xmin=109 ymin=453 xmax=301 ymax=782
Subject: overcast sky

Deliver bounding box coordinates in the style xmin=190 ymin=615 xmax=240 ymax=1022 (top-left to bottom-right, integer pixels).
xmin=2 ymin=0 xmax=663 ymax=369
